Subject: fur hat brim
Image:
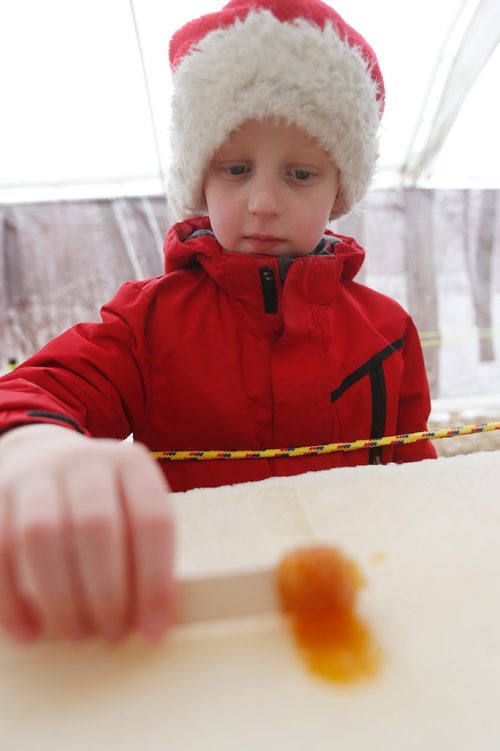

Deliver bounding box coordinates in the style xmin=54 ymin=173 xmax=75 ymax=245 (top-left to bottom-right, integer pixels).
xmin=168 ymin=9 xmax=383 ymax=220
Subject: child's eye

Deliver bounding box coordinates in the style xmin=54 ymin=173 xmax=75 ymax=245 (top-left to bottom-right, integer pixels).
xmin=290 ymin=169 xmax=314 ymax=181
xmin=226 ymin=165 xmax=249 ymax=176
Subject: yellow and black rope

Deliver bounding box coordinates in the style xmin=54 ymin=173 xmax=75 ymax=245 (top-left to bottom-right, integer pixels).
xmin=151 ymin=421 xmax=500 ymax=462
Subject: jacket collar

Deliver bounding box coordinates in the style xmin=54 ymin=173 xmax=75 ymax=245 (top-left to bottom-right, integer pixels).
xmin=163 ymin=216 xmax=365 ymax=309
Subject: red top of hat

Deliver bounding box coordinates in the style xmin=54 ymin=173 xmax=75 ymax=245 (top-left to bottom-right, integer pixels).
xmin=169 ymin=0 xmax=384 ymax=110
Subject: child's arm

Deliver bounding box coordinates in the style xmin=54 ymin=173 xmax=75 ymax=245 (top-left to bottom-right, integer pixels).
xmin=393 ymin=318 xmax=437 ymax=463
xmin=0 ymin=280 xmax=155 ymax=441
xmin=0 ymin=424 xmax=175 ymax=643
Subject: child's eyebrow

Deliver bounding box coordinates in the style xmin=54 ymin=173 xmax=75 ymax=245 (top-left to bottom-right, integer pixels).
xmin=285 ymin=158 xmax=325 ymax=167
xmin=214 ymin=154 xmax=249 ymax=160
xmin=213 ymin=151 xmax=328 ymax=163
xmin=210 ymin=148 xmax=248 ymax=161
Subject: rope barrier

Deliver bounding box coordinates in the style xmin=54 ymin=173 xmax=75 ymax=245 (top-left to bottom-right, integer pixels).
xmin=151 ymin=421 xmax=500 ymax=462
xmin=419 ymin=327 xmax=495 ymax=348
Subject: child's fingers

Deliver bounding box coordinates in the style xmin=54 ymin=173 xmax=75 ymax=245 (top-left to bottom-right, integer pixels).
xmin=11 ymin=475 xmax=86 ymax=640
xmin=65 ymin=463 xmax=129 ymax=641
xmin=0 ymin=491 xmax=40 ymax=642
xmin=120 ymin=447 xmax=175 ymax=638
xmin=1 ymin=435 xmax=175 ymax=644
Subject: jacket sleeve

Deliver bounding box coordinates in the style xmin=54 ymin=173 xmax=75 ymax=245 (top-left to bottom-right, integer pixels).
xmin=0 ymin=281 xmax=154 ymax=439
xmin=392 ymin=316 xmax=437 ymax=463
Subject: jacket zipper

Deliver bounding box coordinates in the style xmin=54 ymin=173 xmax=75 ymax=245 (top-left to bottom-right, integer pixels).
xmin=259 ymin=266 xmax=278 ymax=314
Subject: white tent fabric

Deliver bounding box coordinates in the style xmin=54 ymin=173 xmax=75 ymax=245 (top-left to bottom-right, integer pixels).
xmin=0 ymin=0 xmax=499 ymax=203
xmin=403 ymin=0 xmax=500 ymax=183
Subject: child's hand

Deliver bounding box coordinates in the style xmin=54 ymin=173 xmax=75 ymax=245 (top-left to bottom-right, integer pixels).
xmin=0 ymin=425 xmax=175 ymax=643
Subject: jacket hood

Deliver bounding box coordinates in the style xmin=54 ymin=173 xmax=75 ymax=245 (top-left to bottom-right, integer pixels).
xmin=163 ymin=216 xmax=365 ymax=281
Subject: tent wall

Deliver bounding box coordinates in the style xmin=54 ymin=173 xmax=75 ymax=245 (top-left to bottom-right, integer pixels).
xmin=1 ymin=189 xmax=499 ymax=399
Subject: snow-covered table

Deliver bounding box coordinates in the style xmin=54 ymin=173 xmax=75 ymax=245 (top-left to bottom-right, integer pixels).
xmin=2 ymin=451 xmax=500 ymax=751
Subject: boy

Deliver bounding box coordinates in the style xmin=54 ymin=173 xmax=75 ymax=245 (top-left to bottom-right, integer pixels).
xmin=0 ymin=0 xmax=436 ymax=644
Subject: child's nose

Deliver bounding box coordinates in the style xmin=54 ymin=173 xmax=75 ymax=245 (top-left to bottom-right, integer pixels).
xmin=247 ymin=174 xmax=281 ymax=217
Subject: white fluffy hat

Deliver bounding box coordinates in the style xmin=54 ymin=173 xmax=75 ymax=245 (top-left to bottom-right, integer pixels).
xmin=167 ymin=0 xmax=385 ymax=220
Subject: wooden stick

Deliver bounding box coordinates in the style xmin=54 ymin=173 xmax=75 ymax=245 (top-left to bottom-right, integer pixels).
xmin=175 ymin=568 xmax=278 ymax=625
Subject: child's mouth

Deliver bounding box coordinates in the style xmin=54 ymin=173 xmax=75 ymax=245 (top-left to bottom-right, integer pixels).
xmin=245 ymin=235 xmax=283 ymax=252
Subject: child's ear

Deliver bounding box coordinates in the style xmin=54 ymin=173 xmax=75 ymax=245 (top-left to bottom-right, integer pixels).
xmin=330 ymin=194 xmax=345 ymax=220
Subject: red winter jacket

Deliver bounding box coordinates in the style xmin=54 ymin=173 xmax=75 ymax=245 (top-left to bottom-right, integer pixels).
xmin=0 ymin=216 xmax=436 ymax=491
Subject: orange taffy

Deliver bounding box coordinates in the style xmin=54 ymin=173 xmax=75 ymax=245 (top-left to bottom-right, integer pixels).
xmin=276 ymin=546 xmax=380 ymax=683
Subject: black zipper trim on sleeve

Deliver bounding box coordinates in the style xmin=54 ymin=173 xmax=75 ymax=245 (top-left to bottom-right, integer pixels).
xmin=259 ymin=267 xmax=278 ymax=314
xmin=330 ymin=337 xmax=403 ymax=402
xmin=369 ymin=365 xmax=386 ymax=464
xmin=330 ymin=337 xmax=403 ymax=466
xmin=26 ymin=410 xmax=85 ymax=434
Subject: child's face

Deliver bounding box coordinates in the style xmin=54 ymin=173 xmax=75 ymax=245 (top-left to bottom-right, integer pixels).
xmin=203 ymin=119 xmax=342 ymax=256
